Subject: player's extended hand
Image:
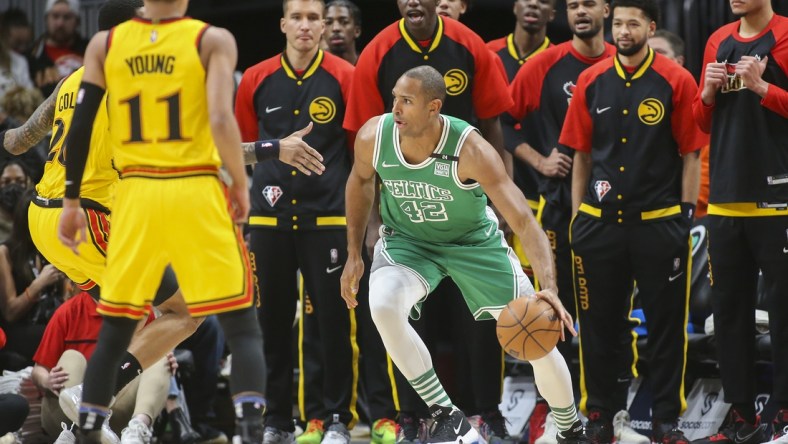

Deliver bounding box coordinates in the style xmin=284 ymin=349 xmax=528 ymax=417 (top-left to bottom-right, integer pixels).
xmin=538 ymin=148 xmax=573 ymax=178
xmin=228 ymin=183 xmax=250 ymax=224
xmin=47 ymin=365 xmax=69 ymax=395
xmin=279 ymin=122 xmax=325 ymax=176
xmin=340 ymin=253 xmax=364 ymax=309
xmin=701 ymin=62 xmax=728 ymax=105
xmin=736 ymin=55 xmax=769 ymax=97
xmin=533 ymin=288 xmax=577 ymax=342
xmin=58 ymin=201 xmax=87 ymax=255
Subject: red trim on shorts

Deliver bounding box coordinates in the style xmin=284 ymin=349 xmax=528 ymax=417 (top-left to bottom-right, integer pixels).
xmin=76 ymin=280 xmax=97 ymax=291
xmin=96 ymin=302 xmax=151 ymax=319
xmin=121 ymin=165 xmax=219 ymax=179
xmin=85 ymin=208 xmax=110 ymax=255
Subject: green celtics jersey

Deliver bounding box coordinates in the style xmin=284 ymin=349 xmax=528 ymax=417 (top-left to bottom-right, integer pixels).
xmin=373 ymin=113 xmax=496 ymax=245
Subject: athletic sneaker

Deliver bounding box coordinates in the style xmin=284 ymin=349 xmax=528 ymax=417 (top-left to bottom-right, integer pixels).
xmin=263 ymin=426 xmax=296 ymax=444
xmin=426 ymin=405 xmax=480 ymax=444
xmin=297 ymin=420 xmax=324 ymax=444
xmin=690 ymin=409 xmax=768 ymax=444
xmin=556 ymin=420 xmax=591 ymax=444
xmin=371 ymin=418 xmax=398 ymax=444
xmin=612 ymin=411 xmax=649 ymax=444
xmin=651 ymin=420 xmax=689 ymax=444
xmin=584 ymin=412 xmax=612 ymax=444
xmin=54 ymin=423 xmax=76 ymax=444
xmin=534 ymin=413 xmax=558 ymax=444
xmin=767 ymin=409 xmax=788 ymax=443
xmin=120 ymin=418 xmax=152 ymax=444
xmin=321 ymin=415 xmax=350 ymax=444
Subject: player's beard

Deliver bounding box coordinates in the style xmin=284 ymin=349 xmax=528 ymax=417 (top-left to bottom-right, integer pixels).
xmin=572 ymin=20 xmax=602 ymax=40
xmin=615 ymin=36 xmax=647 ymax=57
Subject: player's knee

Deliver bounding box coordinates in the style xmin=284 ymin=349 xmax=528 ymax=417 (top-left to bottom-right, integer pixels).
xmin=216 ymin=306 xmax=262 ymax=341
xmin=369 ymin=269 xmax=411 ymax=325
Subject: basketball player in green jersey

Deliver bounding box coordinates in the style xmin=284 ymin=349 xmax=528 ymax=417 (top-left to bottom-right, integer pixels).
xmin=340 ymin=65 xmax=588 ymax=444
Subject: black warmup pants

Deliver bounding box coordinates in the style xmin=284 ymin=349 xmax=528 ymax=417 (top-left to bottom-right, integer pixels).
xmin=299 ymin=248 xmax=397 ymax=423
xmin=539 ymin=199 xmax=578 ymax=377
xmin=250 ymin=229 xmax=359 ymax=431
xmin=707 ymin=215 xmax=788 ymax=406
xmin=570 ymin=214 xmax=689 ymax=421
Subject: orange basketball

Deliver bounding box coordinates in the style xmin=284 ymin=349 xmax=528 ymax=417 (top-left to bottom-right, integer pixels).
xmin=496 ymin=296 xmax=561 ymax=361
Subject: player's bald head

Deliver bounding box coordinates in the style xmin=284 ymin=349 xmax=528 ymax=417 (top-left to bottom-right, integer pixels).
xmin=402 ymin=66 xmax=446 ymax=102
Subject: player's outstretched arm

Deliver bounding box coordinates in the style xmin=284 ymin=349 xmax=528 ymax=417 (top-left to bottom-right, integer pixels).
xmin=1 ymin=77 xmax=63 ymax=155
xmin=59 ymin=31 xmax=109 ymax=253
xmin=201 ymin=26 xmax=248 ymax=224
xmin=340 ymin=116 xmax=380 ymax=309
xmin=459 ymin=131 xmax=576 ymax=340
xmin=240 ymin=122 xmax=325 ymax=175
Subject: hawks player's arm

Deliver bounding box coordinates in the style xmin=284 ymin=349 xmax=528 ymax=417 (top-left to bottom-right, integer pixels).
xmin=458 ymin=130 xmax=575 ymax=338
xmin=239 ymin=122 xmax=324 ymax=175
xmin=340 ymin=115 xmax=380 ymax=310
xmin=1 ymin=77 xmax=64 ymax=155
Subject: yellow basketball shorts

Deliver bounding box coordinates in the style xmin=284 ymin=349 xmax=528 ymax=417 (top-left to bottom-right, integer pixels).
xmin=100 ymin=173 xmax=252 ymax=319
xmin=29 ymin=202 xmax=110 ymax=292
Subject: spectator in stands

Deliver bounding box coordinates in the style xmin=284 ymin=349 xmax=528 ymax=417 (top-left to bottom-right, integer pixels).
xmin=28 ymin=0 xmax=87 ymax=97
xmin=0 ymin=87 xmax=47 ymax=183
xmin=176 ymin=315 xmax=229 ymax=443
xmin=0 ymin=327 xmax=29 ymax=438
xmin=31 ymin=291 xmax=171 ymax=442
xmin=0 ymin=190 xmax=66 ymax=370
xmin=0 ymin=9 xmax=34 ymax=55
xmin=0 ymin=160 xmax=32 ymax=242
xmin=0 ymin=24 xmax=33 ymax=111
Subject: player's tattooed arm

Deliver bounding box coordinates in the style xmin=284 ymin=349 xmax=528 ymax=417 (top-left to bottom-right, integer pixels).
xmin=2 ymin=78 xmax=63 ymax=155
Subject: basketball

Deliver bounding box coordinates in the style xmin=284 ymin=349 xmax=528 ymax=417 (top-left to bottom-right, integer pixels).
xmin=496 ymin=296 xmax=562 ymax=361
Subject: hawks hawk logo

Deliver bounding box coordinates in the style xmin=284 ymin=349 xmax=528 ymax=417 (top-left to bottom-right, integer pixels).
xmin=563 ymin=81 xmax=576 ymax=105
xmin=594 ymin=180 xmax=611 ymax=202
xmin=262 ymin=186 xmax=283 ymax=207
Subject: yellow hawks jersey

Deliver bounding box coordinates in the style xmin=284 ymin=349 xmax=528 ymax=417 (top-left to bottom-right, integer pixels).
xmin=36 ymin=67 xmax=116 ymax=209
xmin=103 ymin=17 xmax=221 ymax=172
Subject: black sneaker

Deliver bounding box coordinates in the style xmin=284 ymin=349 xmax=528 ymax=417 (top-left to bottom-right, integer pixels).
xmin=398 ymin=412 xmax=421 ymax=443
xmin=426 ymin=405 xmax=480 ymax=444
xmin=690 ymin=409 xmax=768 ymax=444
xmin=479 ymin=410 xmax=515 ymax=444
xmin=557 ymin=420 xmax=591 ymax=444
xmin=652 ymin=420 xmax=689 ymax=444
xmin=584 ymin=412 xmax=613 ymax=444
xmin=770 ymin=409 xmax=788 ymax=441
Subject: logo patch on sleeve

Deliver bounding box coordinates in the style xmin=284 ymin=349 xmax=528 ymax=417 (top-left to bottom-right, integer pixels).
xmin=262 ymin=186 xmax=283 ymax=207
xmin=594 ymin=180 xmax=611 ymax=202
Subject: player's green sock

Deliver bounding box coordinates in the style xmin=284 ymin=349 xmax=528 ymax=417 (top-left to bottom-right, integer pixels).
xmin=409 ymin=368 xmax=452 ymax=408
xmin=552 ymin=404 xmax=579 ymax=432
